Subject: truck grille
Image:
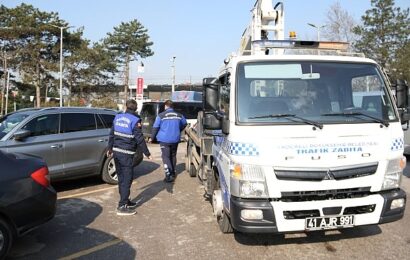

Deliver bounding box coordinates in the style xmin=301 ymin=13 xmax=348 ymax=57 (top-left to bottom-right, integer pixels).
xmin=280 ymin=187 xmax=371 ymax=202
xmin=275 ymin=163 xmax=378 ymax=181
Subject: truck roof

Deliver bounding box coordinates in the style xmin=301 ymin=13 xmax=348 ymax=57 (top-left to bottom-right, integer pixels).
xmin=231 ymin=55 xmax=376 ymax=64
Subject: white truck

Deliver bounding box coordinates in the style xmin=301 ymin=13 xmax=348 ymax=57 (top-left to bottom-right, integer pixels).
xmin=185 ymin=0 xmax=409 ymax=233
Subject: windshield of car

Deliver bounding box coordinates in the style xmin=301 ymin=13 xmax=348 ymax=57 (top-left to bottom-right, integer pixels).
xmin=237 ymin=61 xmax=397 ymax=125
xmin=0 ymin=113 xmax=30 ymax=139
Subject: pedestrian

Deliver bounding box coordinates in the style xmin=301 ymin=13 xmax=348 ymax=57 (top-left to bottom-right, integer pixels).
xmin=107 ymin=99 xmax=152 ymax=216
xmin=151 ymin=100 xmax=187 ymax=183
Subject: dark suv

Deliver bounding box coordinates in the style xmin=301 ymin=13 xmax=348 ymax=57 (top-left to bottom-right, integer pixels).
xmin=140 ymin=101 xmax=202 ymax=138
xmin=0 ymin=107 xmax=120 ymax=184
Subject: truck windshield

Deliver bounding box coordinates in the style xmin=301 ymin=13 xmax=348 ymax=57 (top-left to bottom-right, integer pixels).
xmin=236 ymin=61 xmax=397 ymax=125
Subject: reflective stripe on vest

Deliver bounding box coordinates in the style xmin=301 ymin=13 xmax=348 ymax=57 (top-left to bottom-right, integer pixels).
xmin=113 ymin=147 xmax=135 ymax=155
xmin=114 ymin=131 xmax=134 ymax=138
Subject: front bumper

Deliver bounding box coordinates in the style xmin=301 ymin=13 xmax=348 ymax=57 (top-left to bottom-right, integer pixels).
xmin=378 ymin=189 xmax=406 ymax=224
xmin=229 ymin=189 xmax=406 ymax=233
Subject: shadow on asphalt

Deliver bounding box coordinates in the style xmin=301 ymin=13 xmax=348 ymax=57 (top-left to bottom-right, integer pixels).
xmin=234 ymin=225 xmax=382 ymax=246
xmin=8 ymin=198 xmax=136 ymax=260
xmin=131 ymin=163 xmax=185 ymax=206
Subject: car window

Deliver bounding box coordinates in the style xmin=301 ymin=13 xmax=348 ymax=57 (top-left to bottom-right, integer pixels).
xmin=140 ymin=104 xmax=157 ymax=118
xmin=22 ymin=114 xmax=60 ymax=137
xmin=99 ymin=114 xmax=115 ymax=128
xmin=61 ymin=113 xmax=96 ymax=133
xmin=0 ymin=112 xmax=30 ymax=139
xmin=174 ymin=103 xmax=202 ymax=119
xmin=96 ymin=114 xmax=105 ymax=129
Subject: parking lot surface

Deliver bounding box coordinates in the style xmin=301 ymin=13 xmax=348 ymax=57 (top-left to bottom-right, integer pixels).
xmin=7 ymin=143 xmax=410 ymax=260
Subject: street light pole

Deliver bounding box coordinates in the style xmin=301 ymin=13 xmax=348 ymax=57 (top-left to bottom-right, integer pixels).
xmin=171 ymin=56 xmax=176 ymax=93
xmin=59 ymin=26 xmax=63 ymax=107
xmin=50 ymin=25 xmax=72 ymax=107
xmin=5 ymin=71 xmax=9 ymax=115
xmin=1 ymin=51 xmax=7 ymax=116
xmin=307 ymin=23 xmax=326 ymax=41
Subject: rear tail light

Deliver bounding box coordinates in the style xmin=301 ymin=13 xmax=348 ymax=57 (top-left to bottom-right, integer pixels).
xmin=31 ymin=167 xmax=50 ymax=187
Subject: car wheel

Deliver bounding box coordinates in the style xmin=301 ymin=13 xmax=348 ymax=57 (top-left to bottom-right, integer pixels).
xmin=0 ymin=218 xmax=13 ymax=259
xmin=102 ymin=157 xmax=118 ymax=185
xmin=133 ymin=150 xmax=144 ymax=167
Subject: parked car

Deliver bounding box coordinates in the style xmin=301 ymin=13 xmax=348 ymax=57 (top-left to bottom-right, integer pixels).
xmin=0 ymin=151 xmax=56 ymax=258
xmin=0 ymin=107 xmax=123 ymax=184
xmin=140 ymin=101 xmax=203 ymax=138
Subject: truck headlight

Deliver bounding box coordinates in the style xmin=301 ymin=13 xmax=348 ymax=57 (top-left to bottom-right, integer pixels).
xmin=231 ymin=164 xmax=268 ymax=198
xmin=382 ymin=157 xmax=406 ymax=190
xmin=240 ymin=181 xmax=267 ymax=197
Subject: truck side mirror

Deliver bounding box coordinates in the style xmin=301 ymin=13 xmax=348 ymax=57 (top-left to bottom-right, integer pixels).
xmin=395 ymin=79 xmax=408 ymax=109
xmin=222 ymin=114 xmax=229 ymax=135
xmin=203 ymin=77 xmax=219 ymax=112
xmin=203 ymin=112 xmax=222 ymax=130
xmin=394 ymin=79 xmax=410 ymax=125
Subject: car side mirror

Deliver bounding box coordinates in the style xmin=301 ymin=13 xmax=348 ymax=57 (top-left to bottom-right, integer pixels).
xmin=13 ymin=129 xmax=31 ymax=141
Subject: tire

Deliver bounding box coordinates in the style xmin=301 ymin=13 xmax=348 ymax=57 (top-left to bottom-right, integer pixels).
xmin=189 ymin=163 xmax=197 ymax=177
xmin=0 ymin=218 xmax=13 ymax=259
xmin=133 ymin=150 xmax=144 ymax=167
xmin=210 ymin=169 xmax=234 ymax=233
xmin=185 ymin=142 xmax=192 ymax=173
xmin=217 ymin=211 xmax=234 ymax=233
xmin=102 ymin=157 xmax=118 ymax=185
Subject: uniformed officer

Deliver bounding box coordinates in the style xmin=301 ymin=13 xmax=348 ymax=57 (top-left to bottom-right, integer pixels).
xmin=107 ymin=99 xmax=152 ymax=216
xmin=151 ymin=100 xmax=187 ymax=182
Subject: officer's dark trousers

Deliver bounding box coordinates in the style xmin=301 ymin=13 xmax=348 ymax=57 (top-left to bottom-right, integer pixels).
xmin=113 ymin=152 xmax=134 ymax=206
xmin=160 ymin=143 xmax=178 ymax=176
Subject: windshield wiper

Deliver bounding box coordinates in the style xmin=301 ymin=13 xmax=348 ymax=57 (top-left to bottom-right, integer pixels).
xmin=321 ymin=111 xmax=389 ymax=127
xmin=248 ymin=114 xmax=323 ymax=129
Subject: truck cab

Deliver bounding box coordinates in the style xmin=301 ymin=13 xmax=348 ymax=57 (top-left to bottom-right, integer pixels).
xmin=203 ymin=54 xmax=408 ymax=233
xmin=186 ymin=0 xmax=409 ymax=234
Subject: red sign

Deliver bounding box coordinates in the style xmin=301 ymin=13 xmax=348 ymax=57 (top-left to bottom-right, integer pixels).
xmin=137 ymin=78 xmax=144 ymax=97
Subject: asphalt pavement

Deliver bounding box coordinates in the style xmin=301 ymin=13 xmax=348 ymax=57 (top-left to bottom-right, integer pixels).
xmin=7 ymin=144 xmax=410 ymax=260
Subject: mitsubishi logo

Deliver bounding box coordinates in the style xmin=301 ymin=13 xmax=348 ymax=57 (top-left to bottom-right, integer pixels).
xmin=324 ymin=170 xmax=334 ymax=180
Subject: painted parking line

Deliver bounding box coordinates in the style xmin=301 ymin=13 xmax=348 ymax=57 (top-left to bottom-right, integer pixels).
xmin=58 ymin=186 xmax=117 ymax=200
xmin=57 ymin=179 xmax=143 ymax=200
xmin=58 ymin=238 xmax=122 ymax=260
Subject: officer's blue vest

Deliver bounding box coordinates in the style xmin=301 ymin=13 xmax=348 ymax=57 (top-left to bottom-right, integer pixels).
xmin=112 ymin=113 xmax=141 ymax=154
xmin=114 ymin=113 xmax=139 ymax=135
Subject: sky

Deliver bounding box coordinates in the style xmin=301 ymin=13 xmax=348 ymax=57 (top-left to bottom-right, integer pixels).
xmin=2 ymin=0 xmax=410 ymax=86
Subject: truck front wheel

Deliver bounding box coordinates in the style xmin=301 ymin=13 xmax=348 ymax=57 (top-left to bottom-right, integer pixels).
xmin=218 ymin=211 xmax=234 ymax=233
xmin=212 ymin=182 xmax=234 ymax=233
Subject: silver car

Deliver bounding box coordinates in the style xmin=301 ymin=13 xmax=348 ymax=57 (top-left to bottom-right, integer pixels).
xmin=0 ymin=107 xmax=120 ymax=184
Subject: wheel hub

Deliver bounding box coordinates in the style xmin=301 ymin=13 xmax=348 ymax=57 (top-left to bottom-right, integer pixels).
xmin=108 ymin=158 xmax=118 ymax=181
xmin=212 ymin=190 xmax=223 ymax=217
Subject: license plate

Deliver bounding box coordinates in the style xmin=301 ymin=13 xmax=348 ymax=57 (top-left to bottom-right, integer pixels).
xmin=305 ymin=215 xmax=354 ymax=230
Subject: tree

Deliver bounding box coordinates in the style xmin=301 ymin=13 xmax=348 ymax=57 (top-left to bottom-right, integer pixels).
xmin=353 ymin=0 xmax=410 ymax=74
xmin=392 ymin=42 xmax=410 ymax=82
xmin=322 ymin=1 xmax=357 ymax=44
xmin=103 ymin=19 xmax=153 ymax=102
xmin=0 ymin=4 xmax=67 ymax=107
xmin=64 ymin=38 xmax=117 ymax=105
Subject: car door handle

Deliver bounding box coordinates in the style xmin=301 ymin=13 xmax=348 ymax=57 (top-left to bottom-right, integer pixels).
xmin=98 ymin=139 xmax=107 ymax=142
xmin=51 ymin=144 xmax=63 ymax=149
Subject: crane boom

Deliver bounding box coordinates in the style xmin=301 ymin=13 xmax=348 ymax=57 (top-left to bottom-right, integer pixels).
xmin=239 ymin=0 xmax=284 ymax=55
